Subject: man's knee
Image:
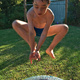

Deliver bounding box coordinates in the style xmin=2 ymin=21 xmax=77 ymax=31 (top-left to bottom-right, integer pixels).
xmin=62 ymin=24 xmax=69 ymax=32
xmin=12 ymin=20 xmax=19 ymax=29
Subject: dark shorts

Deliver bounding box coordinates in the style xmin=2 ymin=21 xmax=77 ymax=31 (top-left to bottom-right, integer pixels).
xmin=34 ymin=27 xmax=44 ymax=36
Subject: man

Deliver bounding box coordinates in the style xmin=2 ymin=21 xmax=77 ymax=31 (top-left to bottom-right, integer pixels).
xmin=12 ymin=0 xmax=69 ymax=64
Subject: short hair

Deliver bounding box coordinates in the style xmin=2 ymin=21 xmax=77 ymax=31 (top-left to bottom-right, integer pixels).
xmin=33 ymin=0 xmax=51 ymax=4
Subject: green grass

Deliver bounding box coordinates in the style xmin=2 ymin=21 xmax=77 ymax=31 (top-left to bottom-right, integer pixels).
xmin=0 ymin=26 xmax=80 ymax=80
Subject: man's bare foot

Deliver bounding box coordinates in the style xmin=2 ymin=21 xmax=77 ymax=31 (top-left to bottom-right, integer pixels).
xmin=46 ymin=49 xmax=55 ymax=59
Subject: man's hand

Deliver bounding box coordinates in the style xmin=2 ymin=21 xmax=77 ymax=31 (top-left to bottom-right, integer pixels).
xmin=29 ymin=51 xmax=41 ymax=64
xmin=35 ymin=51 xmax=41 ymax=61
xmin=29 ymin=51 xmax=36 ymax=64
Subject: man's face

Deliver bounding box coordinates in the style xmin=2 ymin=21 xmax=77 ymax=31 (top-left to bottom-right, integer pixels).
xmin=33 ymin=0 xmax=49 ymax=16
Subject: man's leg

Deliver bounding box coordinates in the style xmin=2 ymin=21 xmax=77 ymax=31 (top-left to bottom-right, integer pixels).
xmin=12 ymin=20 xmax=36 ymax=49
xmin=46 ymin=24 xmax=69 ymax=59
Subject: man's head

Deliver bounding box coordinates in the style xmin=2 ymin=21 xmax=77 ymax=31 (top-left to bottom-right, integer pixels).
xmin=33 ymin=0 xmax=50 ymax=16
xmin=33 ymin=0 xmax=50 ymax=4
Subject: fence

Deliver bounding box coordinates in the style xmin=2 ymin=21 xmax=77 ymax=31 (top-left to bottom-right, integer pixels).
xmin=24 ymin=0 xmax=68 ymax=24
xmin=49 ymin=0 xmax=65 ymax=23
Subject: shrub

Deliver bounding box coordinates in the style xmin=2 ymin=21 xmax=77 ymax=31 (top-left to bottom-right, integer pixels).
xmin=67 ymin=0 xmax=80 ymax=26
xmin=0 ymin=0 xmax=25 ymax=30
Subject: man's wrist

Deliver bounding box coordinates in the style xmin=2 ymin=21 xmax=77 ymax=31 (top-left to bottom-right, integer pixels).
xmin=35 ymin=50 xmax=39 ymax=53
xmin=30 ymin=50 xmax=35 ymax=54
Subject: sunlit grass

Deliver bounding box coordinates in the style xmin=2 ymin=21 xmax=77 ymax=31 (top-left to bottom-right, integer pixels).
xmin=0 ymin=26 xmax=80 ymax=80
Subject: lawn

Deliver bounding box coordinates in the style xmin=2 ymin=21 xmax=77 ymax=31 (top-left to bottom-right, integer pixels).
xmin=0 ymin=26 xmax=80 ymax=80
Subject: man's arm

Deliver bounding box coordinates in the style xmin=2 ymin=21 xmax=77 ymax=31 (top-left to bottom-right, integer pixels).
xmin=27 ymin=12 xmax=35 ymax=52
xmin=36 ymin=13 xmax=54 ymax=52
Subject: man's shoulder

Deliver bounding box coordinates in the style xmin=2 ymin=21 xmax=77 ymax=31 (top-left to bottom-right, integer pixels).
xmin=47 ymin=8 xmax=54 ymax=17
xmin=46 ymin=8 xmax=54 ymax=21
xmin=27 ymin=7 xmax=34 ymax=16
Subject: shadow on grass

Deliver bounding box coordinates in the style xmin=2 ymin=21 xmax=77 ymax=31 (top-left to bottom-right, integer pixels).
xmin=0 ymin=40 xmax=30 ymax=71
xmin=0 ymin=54 xmax=27 ymax=70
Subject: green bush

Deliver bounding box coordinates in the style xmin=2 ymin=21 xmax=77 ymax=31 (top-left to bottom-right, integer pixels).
xmin=67 ymin=0 xmax=80 ymax=26
xmin=0 ymin=13 xmax=6 ymax=29
xmin=9 ymin=4 xmax=24 ymax=25
xmin=0 ymin=0 xmax=25 ymax=30
xmin=0 ymin=0 xmax=33 ymax=30
xmin=0 ymin=5 xmax=24 ymax=29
